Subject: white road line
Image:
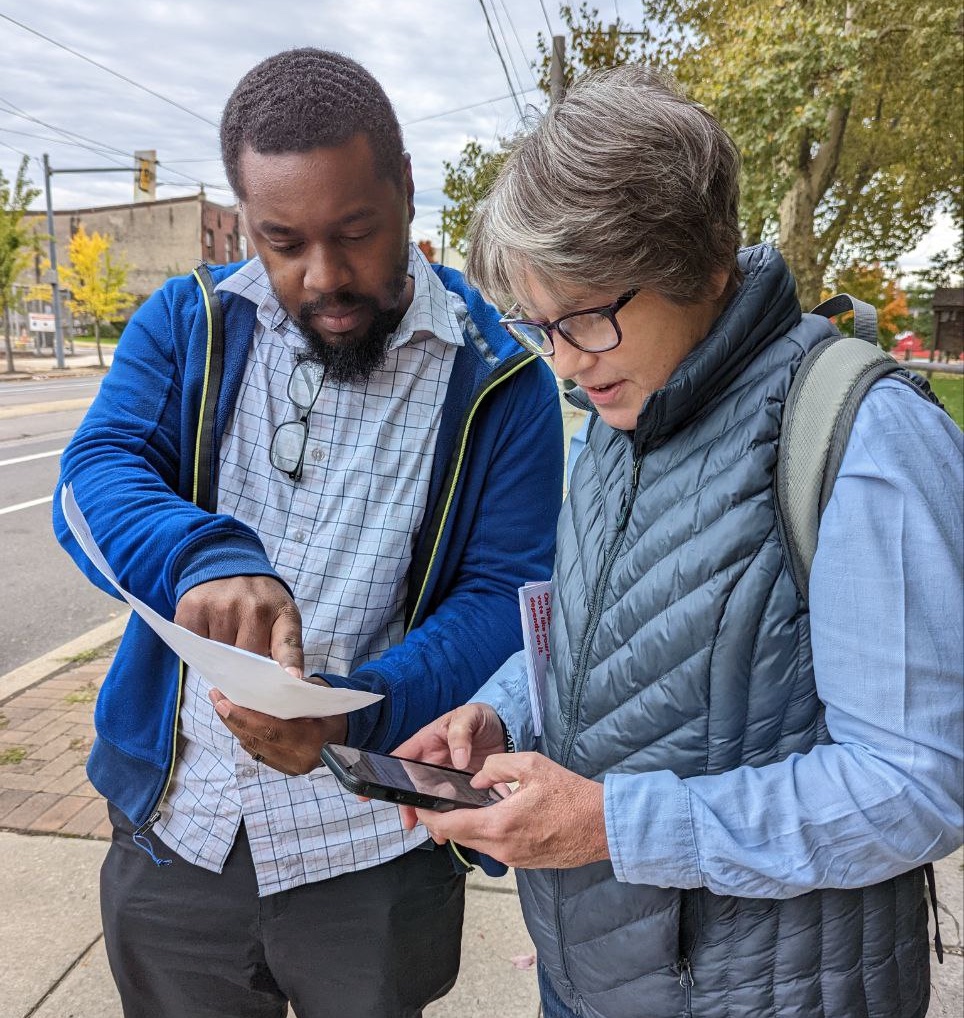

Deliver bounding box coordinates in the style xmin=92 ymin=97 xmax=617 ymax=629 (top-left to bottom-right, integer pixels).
xmin=0 ymin=495 xmax=53 ymax=516
xmin=0 ymin=449 xmax=64 ymax=468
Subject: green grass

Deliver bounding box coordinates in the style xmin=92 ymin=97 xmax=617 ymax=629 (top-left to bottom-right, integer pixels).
xmin=62 ymin=647 xmax=106 ymax=667
xmin=64 ymin=682 xmax=99 ymax=704
xmin=0 ymin=747 xmax=27 ymax=765
xmin=930 ymin=374 xmax=964 ymax=428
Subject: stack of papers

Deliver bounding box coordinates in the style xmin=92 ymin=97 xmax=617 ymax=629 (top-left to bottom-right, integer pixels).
xmin=518 ymin=580 xmax=552 ymax=736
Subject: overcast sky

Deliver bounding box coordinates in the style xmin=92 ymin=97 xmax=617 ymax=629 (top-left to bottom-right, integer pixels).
xmin=0 ymin=0 xmax=953 ymax=269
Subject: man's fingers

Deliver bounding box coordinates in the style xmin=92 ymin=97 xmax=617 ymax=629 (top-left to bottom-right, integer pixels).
xmin=271 ymin=603 xmax=304 ymax=677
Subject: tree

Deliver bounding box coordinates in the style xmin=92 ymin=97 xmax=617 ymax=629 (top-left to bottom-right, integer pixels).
xmin=0 ymin=158 xmax=40 ymax=373
xmin=441 ymin=141 xmax=510 ymax=257
xmin=443 ymin=2 xmax=963 ymax=308
xmin=59 ymin=225 xmax=135 ymax=367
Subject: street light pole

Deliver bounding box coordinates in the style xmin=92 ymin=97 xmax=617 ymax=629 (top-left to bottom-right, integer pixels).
xmin=42 ymin=154 xmax=65 ymax=370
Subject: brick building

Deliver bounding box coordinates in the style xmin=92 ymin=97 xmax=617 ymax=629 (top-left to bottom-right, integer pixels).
xmin=20 ymin=192 xmax=242 ymax=302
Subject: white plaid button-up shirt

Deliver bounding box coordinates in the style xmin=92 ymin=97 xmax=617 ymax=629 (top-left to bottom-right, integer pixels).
xmin=153 ymin=246 xmax=465 ymax=895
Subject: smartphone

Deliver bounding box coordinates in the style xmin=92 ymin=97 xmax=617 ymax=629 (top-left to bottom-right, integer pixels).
xmin=320 ymin=743 xmax=503 ymax=812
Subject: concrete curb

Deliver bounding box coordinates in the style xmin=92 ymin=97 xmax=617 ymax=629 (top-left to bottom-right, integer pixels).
xmin=0 ymin=398 xmax=95 ymax=420
xmin=0 ymin=612 xmax=130 ymax=705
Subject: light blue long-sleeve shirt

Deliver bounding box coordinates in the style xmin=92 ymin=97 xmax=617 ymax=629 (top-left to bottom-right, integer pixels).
xmin=475 ymin=376 xmax=964 ymax=897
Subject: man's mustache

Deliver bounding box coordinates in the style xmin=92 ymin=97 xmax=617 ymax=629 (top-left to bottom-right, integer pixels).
xmin=300 ymin=293 xmax=377 ymax=318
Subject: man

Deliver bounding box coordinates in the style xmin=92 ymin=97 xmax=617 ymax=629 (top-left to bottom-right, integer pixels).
xmin=53 ymin=49 xmax=562 ymax=1018
xmin=395 ymin=65 xmax=963 ymax=1018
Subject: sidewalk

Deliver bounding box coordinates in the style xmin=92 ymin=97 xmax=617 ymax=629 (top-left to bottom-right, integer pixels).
xmin=1 ymin=343 xmax=113 ymax=381
xmin=0 ymin=641 xmax=542 ymax=1018
xmin=1 ymin=639 xmax=961 ymax=1017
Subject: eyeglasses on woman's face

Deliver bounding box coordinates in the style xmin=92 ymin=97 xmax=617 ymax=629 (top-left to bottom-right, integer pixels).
xmin=498 ymin=288 xmax=639 ymax=358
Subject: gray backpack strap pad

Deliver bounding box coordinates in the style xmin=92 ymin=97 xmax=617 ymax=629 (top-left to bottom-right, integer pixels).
xmin=775 ymin=297 xmax=900 ymax=603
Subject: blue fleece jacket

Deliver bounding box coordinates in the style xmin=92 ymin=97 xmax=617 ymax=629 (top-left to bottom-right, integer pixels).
xmin=53 ymin=261 xmax=563 ymax=829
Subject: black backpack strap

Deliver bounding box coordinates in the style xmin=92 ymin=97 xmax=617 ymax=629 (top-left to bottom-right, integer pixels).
xmin=190 ymin=264 xmax=225 ymax=513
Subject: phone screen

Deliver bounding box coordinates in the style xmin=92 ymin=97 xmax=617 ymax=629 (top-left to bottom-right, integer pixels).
xmin=325 ymin=745 xmax=500 ymax=808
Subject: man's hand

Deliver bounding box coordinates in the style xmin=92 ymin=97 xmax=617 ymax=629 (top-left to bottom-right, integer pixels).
xmin=175 ymin=575 xmax=304 ymax=676
xmin=411 ymin=752 xmax=610 ymax=871
xmin=207 ymin=688 xmax=347 ymax=775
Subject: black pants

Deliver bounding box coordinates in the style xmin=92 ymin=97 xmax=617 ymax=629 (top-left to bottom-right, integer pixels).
xmin=101 ymin=806 xmax=465 ymax=1018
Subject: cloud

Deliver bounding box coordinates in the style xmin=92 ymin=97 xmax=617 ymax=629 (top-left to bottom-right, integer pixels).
xmin=0 ymin=0 xmax=563 ymax=245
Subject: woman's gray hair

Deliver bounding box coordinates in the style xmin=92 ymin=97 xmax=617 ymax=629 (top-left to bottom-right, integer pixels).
xmin=466 ymin=64 xmax=742 ymax=310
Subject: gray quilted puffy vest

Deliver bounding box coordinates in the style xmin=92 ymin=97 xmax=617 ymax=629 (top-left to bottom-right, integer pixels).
xmin=521 ymin=247 xmax=930 ymax=1018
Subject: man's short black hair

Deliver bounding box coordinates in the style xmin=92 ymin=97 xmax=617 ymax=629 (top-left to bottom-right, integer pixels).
xmin=220 ymin=48 xmax=405 ymax=198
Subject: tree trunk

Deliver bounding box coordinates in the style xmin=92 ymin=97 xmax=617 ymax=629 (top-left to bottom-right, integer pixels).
xmin=95 ymin=319 xmax=103 ymax=368
xmin=3 ymin=305 xmax=14 ymax=374
xmin=777 ymin=178 xmax=823 ymax=311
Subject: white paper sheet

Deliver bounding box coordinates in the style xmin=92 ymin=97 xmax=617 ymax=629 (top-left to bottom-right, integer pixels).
xmin=61 ymin=484 xmax=383 ymax=720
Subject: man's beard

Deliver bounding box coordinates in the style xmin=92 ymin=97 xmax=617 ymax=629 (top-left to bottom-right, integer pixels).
xmin=292 ymin=249 xmax=410 ymax=385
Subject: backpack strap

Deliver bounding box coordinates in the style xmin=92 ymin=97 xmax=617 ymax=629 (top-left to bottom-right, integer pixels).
xmin=190 ymin=264 xmax=225 ymax=513
xmin=775 ymin=294 xmax=948 ymax=965
xmin=775 ymin=295 xmax=900 ymax=603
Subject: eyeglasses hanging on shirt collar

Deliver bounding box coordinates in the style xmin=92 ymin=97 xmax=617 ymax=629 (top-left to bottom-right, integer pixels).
xmin=269 ymin=361 xmax=325 ymax=482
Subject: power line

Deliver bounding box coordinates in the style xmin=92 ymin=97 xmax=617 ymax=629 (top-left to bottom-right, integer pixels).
xmin=477 ymin=0 xmax=525 ymax=120
xmin=0 ymin=12 xmax=218 ymax=129
xmin=488 ymin=0 xmax=531 ymax=95
xmin=0 ymin=97 xmax=131 ymax=164
xmin=497 ymin=0 xmax=540 ymax=87
xmin=538 ymin=0 xmax=555 ymax=34
xmin=0 ymin=138 xmax=30 ymax=159
xmin=0 ymin=96 xmax=207 ymax=190
xmin=401 ymin=88 xmax=538 ymax=127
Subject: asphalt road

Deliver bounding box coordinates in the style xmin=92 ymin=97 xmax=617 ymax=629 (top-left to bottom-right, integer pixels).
xmin=0 ymin=376 xmax=123 ymax=675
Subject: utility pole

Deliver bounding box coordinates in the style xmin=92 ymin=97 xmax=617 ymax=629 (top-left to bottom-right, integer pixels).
xmin=40 ymin=153 xmax=156 ymax=371
xmin=42 ymin=154 xmax=65 ymax=370
xmin=550 ymin=35 xmax=566 ymax=104
xmin=440 ymin=208 xmax=447 ymax=267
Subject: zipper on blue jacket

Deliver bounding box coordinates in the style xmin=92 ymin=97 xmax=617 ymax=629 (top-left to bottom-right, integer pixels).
xmin=553 ymin=453 xmax=642 ymax=990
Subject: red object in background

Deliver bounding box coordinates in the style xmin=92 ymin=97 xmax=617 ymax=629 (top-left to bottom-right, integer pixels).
xmin=893 ymin=332 xmax=928 ymax=358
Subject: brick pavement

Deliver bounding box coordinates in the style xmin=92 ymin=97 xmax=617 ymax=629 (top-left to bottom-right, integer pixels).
xmin=0 ymin=650 xmax=113 ymax=840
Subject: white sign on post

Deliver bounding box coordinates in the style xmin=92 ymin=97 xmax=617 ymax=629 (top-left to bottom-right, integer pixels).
xmin=28 ymin=313 xmax=55 ymax=333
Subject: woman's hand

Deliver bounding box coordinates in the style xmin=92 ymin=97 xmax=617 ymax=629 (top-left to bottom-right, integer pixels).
xmin=391 ymin=703 xmax=508 ymax=829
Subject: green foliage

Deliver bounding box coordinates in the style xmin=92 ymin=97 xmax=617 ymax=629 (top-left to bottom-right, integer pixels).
xmin=930 ymin=374 xmax=964 ymax=428
xmin=442 ymin=2 xmax=963 ymax=307
xmin=654 ymin=0 xmax=964 ymax=306
xmin=441 ymin=141 xmax=510 ymax=257
xmin=0 ymin=157 xmax=41 ymax=372
xmin=534 ymin=3 xmax=647 ymax=90
xmin=0 ymin=747 xmax=27 ymax=765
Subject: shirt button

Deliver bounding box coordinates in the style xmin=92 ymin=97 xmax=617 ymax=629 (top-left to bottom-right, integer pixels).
xmin=292 ymin=530 xmax=305 ymax=543
xmin=311 ymin=446 xmax=324 ymax=461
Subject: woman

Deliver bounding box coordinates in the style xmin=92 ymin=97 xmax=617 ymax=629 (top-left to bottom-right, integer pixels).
xmin=396 ymin=65 xmax=963 ymax=1018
